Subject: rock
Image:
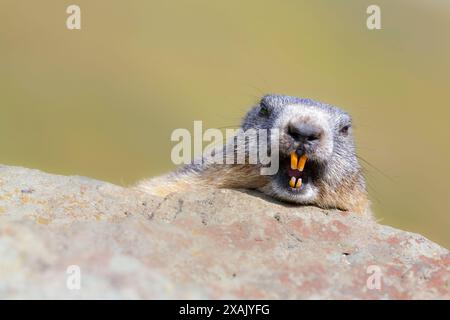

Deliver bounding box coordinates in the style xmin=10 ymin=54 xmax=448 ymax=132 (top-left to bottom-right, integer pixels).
xmin=0 ymin=165 xmax=448 ymax=299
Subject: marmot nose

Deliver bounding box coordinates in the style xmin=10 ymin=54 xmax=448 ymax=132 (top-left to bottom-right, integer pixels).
xmin=288 ymin=123 xmax=323 ymax=144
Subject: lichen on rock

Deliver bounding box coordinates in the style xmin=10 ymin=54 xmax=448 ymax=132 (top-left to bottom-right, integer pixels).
xmin=0 ymin=165 xmax=448 ymax=299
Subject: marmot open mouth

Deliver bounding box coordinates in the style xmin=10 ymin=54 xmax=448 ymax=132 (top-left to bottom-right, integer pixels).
xmin=288 ymin=152 xmax=308 ymax=190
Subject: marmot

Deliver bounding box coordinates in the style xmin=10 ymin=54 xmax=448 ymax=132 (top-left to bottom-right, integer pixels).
xmin=136 ymin=94 xmax=369 ymax=214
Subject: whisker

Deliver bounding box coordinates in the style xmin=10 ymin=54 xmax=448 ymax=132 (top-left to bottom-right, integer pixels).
xmin=357 ymin=154 xmax=395 ymax=183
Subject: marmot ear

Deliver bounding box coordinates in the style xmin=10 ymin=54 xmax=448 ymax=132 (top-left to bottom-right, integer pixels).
xmin=339 ymin=125 xmax=351 ymax=136
xmin=258 ymin=100 xmax=271 ymax=117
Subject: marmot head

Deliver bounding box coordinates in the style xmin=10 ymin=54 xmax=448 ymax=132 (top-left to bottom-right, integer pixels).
xmin=241 ymin=94 xmax=367 ymax=211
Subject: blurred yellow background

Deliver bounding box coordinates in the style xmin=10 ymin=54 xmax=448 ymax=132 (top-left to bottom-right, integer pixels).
xmin=1 ymin=1 xmax=449 ymax=247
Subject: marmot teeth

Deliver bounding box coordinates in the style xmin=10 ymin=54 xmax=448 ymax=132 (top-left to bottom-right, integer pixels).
xmin=289 ymin=176 xmax=296 ymax=188
xmin=289 ymin=176 xmax=303 ymax=189
xmin=289 ymin=152 xmax=307 ymax=189
xmin=295 ymin=178 xmax=302 ymax=188
xmin=290 ymin=152 xmax=307 ymax=171
xmin=291 ymin=152 xmax=298 ymax=170
xmin=298 ymin=154 xmax=307 ymax=171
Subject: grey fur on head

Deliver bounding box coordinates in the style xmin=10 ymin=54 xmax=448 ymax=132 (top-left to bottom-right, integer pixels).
xmin=240 ymin=94 xmax=366 ymax=211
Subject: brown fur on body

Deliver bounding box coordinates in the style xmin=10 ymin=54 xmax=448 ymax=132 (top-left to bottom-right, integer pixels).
xmin=316 ymin=172 xmax=369 ymax=214
xmin=136 ymin=162 xmax=369 ymax=215
xmin=136 ymin=164 xmax=269 ymax=198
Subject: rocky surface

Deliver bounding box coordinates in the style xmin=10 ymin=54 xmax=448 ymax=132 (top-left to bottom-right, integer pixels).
xmin=0 ymin=165 xmax=448 ymax=299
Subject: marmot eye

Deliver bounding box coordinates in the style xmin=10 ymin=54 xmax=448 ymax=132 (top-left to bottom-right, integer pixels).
xmin=340 ymin=125 xmax=350 ymax=135
xmin=259 ymin=103 xmax=270 ymax=117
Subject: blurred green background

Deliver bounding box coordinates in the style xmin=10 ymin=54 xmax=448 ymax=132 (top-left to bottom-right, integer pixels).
xmin=1 ymin=1 xmax=449 ymax=247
